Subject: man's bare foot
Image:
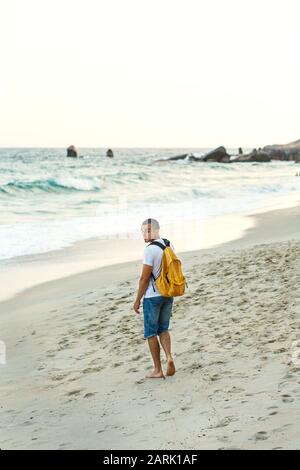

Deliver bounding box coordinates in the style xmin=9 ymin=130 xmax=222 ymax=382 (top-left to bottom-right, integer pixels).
xmin=145 ymin=370 xmax=165 ymax=379
xmin=166 ymin=357 xmax=176 ymax=376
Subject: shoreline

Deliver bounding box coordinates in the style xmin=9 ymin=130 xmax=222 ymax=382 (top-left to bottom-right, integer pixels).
xmin=1 ymin=192 xmax=300 ymax=304
xmin=2 ymin=198 xmax=300 ymax=315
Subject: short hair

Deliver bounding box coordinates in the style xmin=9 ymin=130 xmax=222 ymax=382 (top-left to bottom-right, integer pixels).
xmin=142 ymin=218 xmax=160 ymax=230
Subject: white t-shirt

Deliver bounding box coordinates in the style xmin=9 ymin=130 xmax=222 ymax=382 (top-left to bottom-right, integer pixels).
xmin=143 ymin=238 xmax=175 ymax=298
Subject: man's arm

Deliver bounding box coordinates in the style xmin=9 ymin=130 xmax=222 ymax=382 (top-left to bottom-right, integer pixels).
xmin=133 ymin=264 xmax=152 ymax=313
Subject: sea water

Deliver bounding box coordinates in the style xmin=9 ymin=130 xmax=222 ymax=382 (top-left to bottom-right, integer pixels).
xmin=1 ymin=147 xmax=299 ymax=261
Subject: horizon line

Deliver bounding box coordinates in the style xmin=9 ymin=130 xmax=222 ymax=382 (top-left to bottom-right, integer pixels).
xmin=0 ymin=145 xmax=260 ymax=150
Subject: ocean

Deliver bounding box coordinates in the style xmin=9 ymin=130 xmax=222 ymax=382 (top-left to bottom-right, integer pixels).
xmin=1 ymin=147 xmax=300 ymax=261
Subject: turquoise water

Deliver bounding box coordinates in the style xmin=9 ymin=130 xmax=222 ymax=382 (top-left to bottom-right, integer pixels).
xmin=0 ymin=147 xmax=299 ymax=260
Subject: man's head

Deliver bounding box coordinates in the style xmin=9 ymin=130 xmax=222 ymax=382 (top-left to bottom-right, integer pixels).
xmin=141 ymin=218 xmax=160 ymax=243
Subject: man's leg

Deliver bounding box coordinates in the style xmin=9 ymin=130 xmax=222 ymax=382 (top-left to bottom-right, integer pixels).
xmin=158 ymin=298 xmax=175 ymax=376
xmin=146 ymin=336 xmax=164 ymax=378
xmin=159 ymin=331 xmax=175 ymax=376
xmin=143 ymin=297 xmax=165 ymax=379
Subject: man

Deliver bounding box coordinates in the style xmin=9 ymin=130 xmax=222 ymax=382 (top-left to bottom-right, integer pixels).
xmin=133 ymin=218 xmax=176 ymax=379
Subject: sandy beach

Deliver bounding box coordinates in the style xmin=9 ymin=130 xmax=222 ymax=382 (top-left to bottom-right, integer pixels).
xmin=1 ymin=203 xmax=300 ymax=449
xmin=2 ymin=0 xmax=300 ymax=454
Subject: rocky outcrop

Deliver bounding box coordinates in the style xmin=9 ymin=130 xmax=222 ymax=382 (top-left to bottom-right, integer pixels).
xmin=188 ymin=155 xmax=205 ymax=162
xmin=263 ymin=139 xmax=300 ymax=152
xmin=155 ymin=139 xmax=300 ymax=164
xmin=167 ymin=154 xmax=189 ymax=161
xmin=202 ymin=146 xmax=231 ymax=163
xmin=263 ymin=139 xmax=300 ymax=161
xmin=234 ymin=149 xmax=271 ymax=163
xmin=155 ymin=153 xmax=205 ymax=163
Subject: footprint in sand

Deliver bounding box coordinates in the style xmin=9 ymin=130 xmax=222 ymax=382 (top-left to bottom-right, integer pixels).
xmin=272 ymin=424 xmax=292 ymax=433
xmin=66 ymin=389 xmax=83 ymax=397
xmin=50 ymin=373 xmax=69 ymax=382
xmin=82 ymin=366 xmax=104 ymax=374
xmin=46 ymin=350 xmax=56 ymax=358
xmin=254 ymin=431 xmax=269 ymax=441
xmin=67 ymin=375 xmax=82 ymax=383
xmin=132 ymin=354 xmax=143 ymax=361
xmin=258 ymin=416 xmax=268 ymax=422
xmin=159 ymin=410 xmax=172 ymax=415
xmin=84 ymin=392 xmax=97 ymax=398
xmin=216 ymin=417 xmax=237 ymax=428
xmin=282 ymin=394 xmax=294 ymax=403
xmin=210 ymin=374 xmax=221 ymax=382
xmin=135 ymin=379 xmax=144 ymax=384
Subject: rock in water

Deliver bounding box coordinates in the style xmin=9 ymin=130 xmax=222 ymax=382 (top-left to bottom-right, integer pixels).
xmin=202 ymin=146 xmax=231 ymax=163
xmin=67 ymin=145 xmax=78 ymax=157
xmin=168 ymin=154 xmax=189 ymax=161
xmin=234 ymin=149 xmax=271 ymax=162
xmin=263 ymin=139 xmax=300 ymax=160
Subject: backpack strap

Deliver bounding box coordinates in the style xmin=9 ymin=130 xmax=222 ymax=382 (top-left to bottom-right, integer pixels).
xmin=162 ymin=238 xmax=170 ymax=247
xmin=148 ymin=241 xmax=167 ymax=251
xmin=147 ymin=239 xmax=170 ymax=291
xmin=147 ymin=239 xmax=170 ymax=250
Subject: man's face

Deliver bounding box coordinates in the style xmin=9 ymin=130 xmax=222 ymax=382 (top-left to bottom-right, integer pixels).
xmin=141 ymin=224 xmax=157 ymax=242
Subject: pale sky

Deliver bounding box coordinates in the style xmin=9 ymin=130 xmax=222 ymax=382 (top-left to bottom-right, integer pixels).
xmin=0 ymin=0 xmax=299 ymax=148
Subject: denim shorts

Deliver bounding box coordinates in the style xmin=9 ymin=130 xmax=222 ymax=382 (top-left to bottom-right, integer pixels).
xmin=143 ymin=296 xmax=173 ymax=339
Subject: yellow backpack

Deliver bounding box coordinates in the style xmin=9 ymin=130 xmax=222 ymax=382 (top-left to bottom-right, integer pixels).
xmin=149 ymin=239 xmax=187 ymax=297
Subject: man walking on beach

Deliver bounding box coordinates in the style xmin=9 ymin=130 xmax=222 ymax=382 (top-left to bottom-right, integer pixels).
xmin=133 ymin=218 xmax=176 ymax=379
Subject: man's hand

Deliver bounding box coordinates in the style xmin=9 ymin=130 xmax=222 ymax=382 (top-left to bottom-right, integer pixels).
xmin=133 ymin=299 xmax=141 ymax=314
xmin=133 ymin=264 xmax=152 ymax=314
